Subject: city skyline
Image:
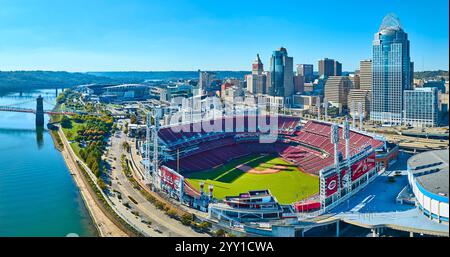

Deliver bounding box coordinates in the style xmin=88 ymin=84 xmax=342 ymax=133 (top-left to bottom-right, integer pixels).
xmin=0 ymin=0 xmax=448 ymax=72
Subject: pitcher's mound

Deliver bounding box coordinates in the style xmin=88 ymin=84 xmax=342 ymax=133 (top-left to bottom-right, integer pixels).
xmin=236 ymin=164 xmax=284 ymax=174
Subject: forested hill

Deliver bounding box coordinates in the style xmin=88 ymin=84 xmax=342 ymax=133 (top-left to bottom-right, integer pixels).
xmin=0 ymin=70 xmax=250 ymax=93
xmin=1 ymin=70 xmax=447 ymax=94
xmin=414 ymin=70 xmax=448 ymax=80
xmin=0 ymin=71 xmax=135 ymax=92
xmin=87 ymin=71 xmax=250 ymax=81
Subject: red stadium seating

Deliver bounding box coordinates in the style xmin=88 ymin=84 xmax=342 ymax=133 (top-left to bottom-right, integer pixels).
xmin=160 ymin=118 xmax=383 ymax=176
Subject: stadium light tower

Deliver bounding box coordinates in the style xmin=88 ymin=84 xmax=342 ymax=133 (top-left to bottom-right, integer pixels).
xmin=323 ymin=98 xmax=328 ymax=121
xmin=358 ymin=102 xmax=363 ymax=131
xmin=144 ymin=106 xmax=162 ymax=190
xmin=199 ymin=181 xmax=205 ymax=196
xmin=331 ymin=124 xmax=340 ymax=168
xmin=343 ymin=118 xmax=352 ymax=194
xmin=152 ymin=107 xmax=161 ymax=190
xmin=351 ymin=101 xmax=356 ymax=128
xmin=343 ymin=118 xmax=351 ymax=160
xmin=208 ymin=185 xmax=214 ymax=200
xmin=331 ymin=124 xmax=341 ymax=198
xmin=145 ymin=112 xmax=152 ymax=185
xmin=316 ymin=97 xmax=321 ymax=120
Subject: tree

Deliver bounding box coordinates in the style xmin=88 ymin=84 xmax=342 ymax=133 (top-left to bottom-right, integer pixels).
xmin=130 ymin=114 xmax=138 ymax=124
xmin=122 ymin=142 xmax=130 ymax=153
xmin=90 ymin=161 xmax=100 ymax=177
xmin=215 ymin=229 xmax=226 ymax=237
xmin=56 ymin=91 xmax=67 ymax=104
xmin=79 ymin=148 xmax=87 ymax=161
xmin=60 ymin=116 xmax=72 ymax=129
xmin=180 ymin=213 xmax=193 ymax=226
xmin=198 ymin=221 xmax=212 ymax=231
xmin=166 ymin=209 xmax=178 ymax=219
xmin=98 ymin=178 xmax=107 ymax=191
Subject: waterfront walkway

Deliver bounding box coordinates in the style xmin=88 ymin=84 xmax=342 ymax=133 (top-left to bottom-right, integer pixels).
xmin=58 ymin=127 xmax=127 ymax=237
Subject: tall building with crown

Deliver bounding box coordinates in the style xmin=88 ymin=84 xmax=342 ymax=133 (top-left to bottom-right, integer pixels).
xmin=370 ymin=13 xmax=414 ymax=124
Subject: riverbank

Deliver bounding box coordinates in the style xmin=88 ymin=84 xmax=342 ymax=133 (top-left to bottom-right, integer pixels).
xmin=49 ymin=129 xmax=64 ymax=151
xmin=48 ymin=106 xmax=110 ymax=236
xmin=57 ymin=127 xmax=128 ymax=237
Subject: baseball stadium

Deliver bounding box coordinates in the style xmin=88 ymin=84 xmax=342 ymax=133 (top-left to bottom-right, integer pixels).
xmin=147 ymin=115 xmax=388 ymax=219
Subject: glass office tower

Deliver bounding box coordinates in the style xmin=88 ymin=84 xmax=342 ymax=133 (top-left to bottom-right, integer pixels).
xmin=269 ymin=47 xmax=294 ymax=98
xmin=370 ymin=13 xmax=412 ymax=125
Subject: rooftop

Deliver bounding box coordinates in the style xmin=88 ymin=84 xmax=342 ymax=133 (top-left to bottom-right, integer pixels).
xmin=408 ymin=149 xmax=449 ymax=197
xmin=379 ymin=13 xmax=403 ymax=32
xmin=329 ymin=152 xmax=448 ymax=236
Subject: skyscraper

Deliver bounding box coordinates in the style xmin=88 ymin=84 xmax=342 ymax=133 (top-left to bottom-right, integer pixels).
xmin=269 ymin=47 xmax=294 ymax=100
xmin=318 ymin=58 xmax=334 ymax=77
xmin=293 ymin=74 xmax=304 ymax=94
xmin=246 ymin=54 xmax=267 ymax=94
xmin=318 ymin=58 xmax=342 ymax=77
xmin=297 ymin=64 xmax=314 ymax=83
xmin=334 ymin=61 xmax=342 ymax=76
xmin=198 ymin=70 xmax=217 ymax=95
xmin=359 ymin=60 xmax=372 ymax=91
xmin=370 ymin=14 xmax=413 ymax=124
xmin=349 ymin=73 xmax=360 ymax=89
xmin=348 ymin=89 xmax=371 ymax=117
xmin=252 ymin=54 xmax=264 ymax=75
xmin=404 ymin=87 xmax=439 ymax=127
xmin=354 ymin=59 xmax=373 ymax=115
xmin=324 ymin=76 xmax=352 ymax=114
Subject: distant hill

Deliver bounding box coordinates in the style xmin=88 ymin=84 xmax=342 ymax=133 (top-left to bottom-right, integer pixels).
xmin=0 ymin=70 xmax=250 ymax=95
xmin=2 ymin=70 xmax=447 ymax=95
xmin=0 ymin=71 xmax=111 ymax=89
xmin=87 ymin=71 xmax=250 ymax=81
xmin=414 ymin=70 xmax=449 ymax=80
xmin=0 ymin=71 xmax=138 ymax=93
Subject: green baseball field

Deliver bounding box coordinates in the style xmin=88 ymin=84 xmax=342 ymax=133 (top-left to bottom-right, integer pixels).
xmin=185 ymin=154 xmax=319 ymax=204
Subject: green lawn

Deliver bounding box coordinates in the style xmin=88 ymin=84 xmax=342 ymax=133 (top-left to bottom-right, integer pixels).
xmin=61 ymin=119 xmax=85 ymax=158
xmin=70 ymin=142 xmax=83 ymax=159
xmin=185 ymin=154 xmax=319 ymax=204
xmin=61 ymin=120 xmax=85 ymax=141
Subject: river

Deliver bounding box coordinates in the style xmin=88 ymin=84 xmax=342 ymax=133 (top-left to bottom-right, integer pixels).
xmin=0 ymin=89 xmax=97 ymax=236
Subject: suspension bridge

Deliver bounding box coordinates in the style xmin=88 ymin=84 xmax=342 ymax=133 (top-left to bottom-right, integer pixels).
xmin=0 ymin=95 xmax=77 ymax=125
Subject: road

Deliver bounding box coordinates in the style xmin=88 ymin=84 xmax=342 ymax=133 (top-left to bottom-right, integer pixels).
xmin=59 ymin=123 xmax=157 ymax=237
xmin=126 ymin=132 xmax=210 ymax=221
xmin=105 ymin=120 xmax=208 ymax=237
xmin=57 ymin=126 xmax=127 ymax=237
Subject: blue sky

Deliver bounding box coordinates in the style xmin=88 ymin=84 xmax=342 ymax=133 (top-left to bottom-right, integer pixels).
xmin=0 ymin=0 xmax=448 ymax=72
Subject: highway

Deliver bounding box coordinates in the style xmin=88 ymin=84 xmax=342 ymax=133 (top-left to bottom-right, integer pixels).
xmin=105 ymin=119 xmax=208 ymax=237
xmin=59 ymin=123 xmax=159 ymax=237
xmin=57 ymin=125 xmax=127 ymax=237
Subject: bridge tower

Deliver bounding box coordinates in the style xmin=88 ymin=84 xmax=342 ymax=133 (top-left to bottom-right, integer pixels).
xmin=36 ymin=95 xmax=44 ymax=126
